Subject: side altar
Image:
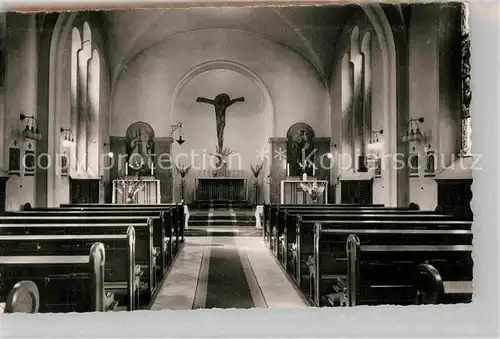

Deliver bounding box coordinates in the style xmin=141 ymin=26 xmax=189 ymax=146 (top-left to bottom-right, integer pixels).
xmin=280 ymin=178 xmax=328 ymax=204
xmin=112 ymin=176 xmax=161 ymax=204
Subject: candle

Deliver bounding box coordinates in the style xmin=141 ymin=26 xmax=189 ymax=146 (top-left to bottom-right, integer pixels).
xmin=286 ymin=163 xmax=290 ymax=176
xmin=151 ymin=163 xmax=154 ymax=176
xmin=313 ymin=164 xmax=316 ymax=177
xmin=125 ymin=162 xmax=128 ymax=176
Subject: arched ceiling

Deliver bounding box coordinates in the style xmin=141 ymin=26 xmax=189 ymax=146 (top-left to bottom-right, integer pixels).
xmin=102 ymin=5 xmax=349 ymax=86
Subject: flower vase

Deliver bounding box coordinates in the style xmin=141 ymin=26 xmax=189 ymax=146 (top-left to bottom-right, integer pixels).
xmin=302 ymin=173 xmax=308 ymax=181
xmin=253 ymin=179 xmax=260 ymax=206
xmin=126 ymin=194 xmax=135 ymax=204
xmin=181 ymin=179 xmax=186 ymax=201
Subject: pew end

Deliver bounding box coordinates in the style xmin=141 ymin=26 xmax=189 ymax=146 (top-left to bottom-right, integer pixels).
xmin=4 ymin=280 xmax=40 ymax=313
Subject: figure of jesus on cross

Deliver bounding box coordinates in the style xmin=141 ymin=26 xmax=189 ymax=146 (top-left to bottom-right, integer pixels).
xmin=196 ymin=93 xmax=245 ymax=150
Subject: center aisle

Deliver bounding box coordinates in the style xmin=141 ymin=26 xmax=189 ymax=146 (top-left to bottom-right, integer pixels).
xmin=197 ymin=237 xmax=260 ymax=309
xmin=150 ymin=236 xmax=308 ymax=310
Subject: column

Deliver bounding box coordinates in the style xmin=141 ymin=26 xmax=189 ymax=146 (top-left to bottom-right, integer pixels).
xmin=87 ymin=49 xmax=100 ymax=177
xmin=4 ymin=13 xmax=38 ymax=210
xmin=76 ymin=28 xmax=91 ymax=174
xmin=155 ymin=137 xmax=174 ymax=203
xmin=269 ymin=137 xmax=287 ymax=204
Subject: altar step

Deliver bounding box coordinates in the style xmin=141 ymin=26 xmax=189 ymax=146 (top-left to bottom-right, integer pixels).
xmin=188 ymin=207 xmax=257 ymax=228
xmin=189 ymin=200 xmax=253 ymax=210
xmin=185 ymin=226 xmax=262 ymax=237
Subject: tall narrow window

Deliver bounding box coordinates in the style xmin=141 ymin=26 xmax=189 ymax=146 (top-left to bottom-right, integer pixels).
xmin=87 ymin=49 xmax=101 ymax=177
xmin=70 ymin=27 xmax=82 ymax=174
xmin=76 ymin=22 xmax=92 ymax=173
xmin=341 ymin=53 xmax=353 ymax=171
xmin=350 ymin=27 xmax=364 ymax=171
xmin=361 ymin=32 xmax=372 ymax=150
xmin=460 ymin=4 xmax=471 ymax=156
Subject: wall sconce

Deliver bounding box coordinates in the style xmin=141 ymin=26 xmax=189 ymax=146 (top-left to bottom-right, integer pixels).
xmin=171 ymin=121 xmax=185 ymax=145
xmin=368 ymin=129 xmax=383 ymax=152
xmin=402 ymin=117 xmax=424 ymax=143
xmin=60 ymin=127 xmax=75 ymax=147
xmin=103 ymin=142 xmax=113 ymax=158
xmin=20 ymin=114 xmax=42 ymax=141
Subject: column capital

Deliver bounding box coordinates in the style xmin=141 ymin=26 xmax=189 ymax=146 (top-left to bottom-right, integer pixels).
xmin=313 ymin=137 xmax=331 ymax=143
xmin=154 ymin=136 xmax=174 ymax=144
xmin=269 ymin=137 xmax=287 ymax=144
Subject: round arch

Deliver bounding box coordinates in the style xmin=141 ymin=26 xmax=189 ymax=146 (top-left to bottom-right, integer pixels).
xmin=170 ymin=59 xmax=275 ymax=136
xmin=46 ymin=12 xmax=78 ymax=207
xmin=169 ymin=59 xmax=275 ymax=203
xmin=42 ymin=13 xmax=110 ymax=207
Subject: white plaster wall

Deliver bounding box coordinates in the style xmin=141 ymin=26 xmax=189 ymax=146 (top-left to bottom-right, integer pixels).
xmin=53 ymin=32 xmax=72 ymax=207
xmin=330 ymin=5 xmax=461 ymax=210
xmin=329 ymin=14 xmax=387 ymax=205
xmin=2 ymin=14 xmax=111 ymax=208
xmin=4 ymin=14 xmax=37 ymax=210
xmin=110 ymin=29 xmax=329 ymax=138
xmin=171 ymin=68 xmax=268 ymax=202
xmin=406 ymin=4 xmax=461 ymax=210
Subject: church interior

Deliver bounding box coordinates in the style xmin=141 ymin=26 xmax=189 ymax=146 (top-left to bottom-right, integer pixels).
xmin=0 ymin=3 xmax=474 ymax=313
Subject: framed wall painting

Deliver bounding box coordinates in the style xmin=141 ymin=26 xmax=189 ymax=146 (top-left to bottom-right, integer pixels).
xmin=408 ymin=151 xmax=419 ymax=177
xmin=24 ymin=150 xmax=35 ymax=176
xmin=8 ymin=147 xmax=21 ymax=175
xmin=60 ymin=152 xmax=69 ymax=176
xmin=425 ymin=149 xmax=436 ymax=177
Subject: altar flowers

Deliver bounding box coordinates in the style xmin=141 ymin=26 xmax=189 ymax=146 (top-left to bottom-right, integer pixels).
xmin=299 ymin=181 xmax=326 ymax=204
xmin=174 ymin=164 xmax=191 ymax=200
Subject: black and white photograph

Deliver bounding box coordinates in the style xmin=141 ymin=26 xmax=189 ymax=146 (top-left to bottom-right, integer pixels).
xmin=0 ymin=1 xmax=497 ymax=337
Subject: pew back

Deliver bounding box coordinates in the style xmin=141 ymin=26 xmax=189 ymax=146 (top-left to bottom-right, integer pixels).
xmin=345 ymin=232 xmax=473 ymax=306
xmin=0 ymin=228 xmax=137 ymax=310
xmin=0 ymin=242 xmax=106 ymax=313
xmin=0 ymin=218 xmax=156 ymax=299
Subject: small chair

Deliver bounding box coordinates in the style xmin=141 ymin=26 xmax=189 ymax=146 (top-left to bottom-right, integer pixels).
xmin=4 ymin=280 xmax=40 ymax=313
xmin=408 ymin=202 xmax=420 ymax=210
xmin=21 ymin=202 xmax=32 ymax=211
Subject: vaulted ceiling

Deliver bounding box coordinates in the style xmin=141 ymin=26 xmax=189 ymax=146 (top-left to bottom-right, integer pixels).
xmin=101 ymin=5 xmax=352 ymax=85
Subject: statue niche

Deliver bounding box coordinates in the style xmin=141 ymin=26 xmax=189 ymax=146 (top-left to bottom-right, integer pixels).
xmin=125 ymin=122 xmax=155 ymax=177
xmin=286 ymin=123 xmax=315 ymax=177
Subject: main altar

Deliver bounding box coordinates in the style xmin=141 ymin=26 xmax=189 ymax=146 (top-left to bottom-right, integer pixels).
xmin=194 ymin=176 xmax=248 ymax=202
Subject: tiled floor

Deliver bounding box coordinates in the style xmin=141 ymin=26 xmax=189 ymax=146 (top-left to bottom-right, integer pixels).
xmin=149 ymin=236 xmax=308 ymax=310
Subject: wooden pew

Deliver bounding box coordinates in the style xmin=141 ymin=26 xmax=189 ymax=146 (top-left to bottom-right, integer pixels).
xmin=291 ymin=217 xmax=472 ymax=295
xmin=275 ymin=210 xmax=459 ymax=262
xmin=265 ymin=204 xmax=436 ymax=248
xmin=0 ymin=216 xmax=157 ymax=305
xmin=3 ymin=209 xmax=174 ymax=276
xmin=270 ymin=206 xmax=453 ymax=261
xmin=345 ymin=231 xmax=473 ymax=306
xmin=3 ymin=280 xmax=40 ymax=313
xmin=57 ymin=204 xmax=185 ymax=245
xmin=0 ymin=227 xmax=138 ymax=311
xmin=263 ymin=203 xmax=386 ymax=241
xmin=59 ymin=203 xmax=185 ymax=243
xmin=0 ymin=242 xmax=107 ymax=313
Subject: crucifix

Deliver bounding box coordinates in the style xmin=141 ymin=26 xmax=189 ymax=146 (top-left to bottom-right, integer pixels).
xmin=196 ymin=93 xmax=245 ymax=150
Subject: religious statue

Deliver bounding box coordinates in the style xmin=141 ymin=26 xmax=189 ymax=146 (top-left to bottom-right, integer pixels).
xmin=196 ymin=93 xmax=245 ymax=151
xmin=125 ymin=122 xmax=156 ymax=177
xmin=288 ymin=125 xmax=315 ymax=176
